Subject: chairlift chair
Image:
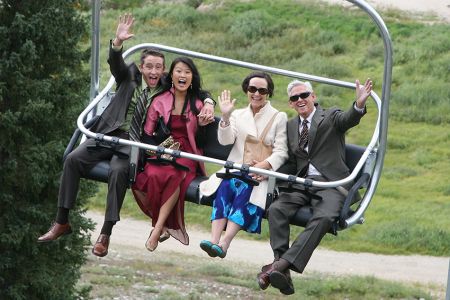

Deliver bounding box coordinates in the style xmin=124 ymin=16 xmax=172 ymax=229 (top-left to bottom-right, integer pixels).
xmin=68 ymin=0 xmax=392 ymax=233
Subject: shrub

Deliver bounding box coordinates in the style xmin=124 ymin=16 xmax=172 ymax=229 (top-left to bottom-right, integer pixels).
xmin=0 ymin=1 xmax=94 ymax=299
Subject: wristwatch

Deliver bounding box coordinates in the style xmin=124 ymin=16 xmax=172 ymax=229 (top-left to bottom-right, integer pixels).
xmin=203 ymin=98 xmax=215 ymax=106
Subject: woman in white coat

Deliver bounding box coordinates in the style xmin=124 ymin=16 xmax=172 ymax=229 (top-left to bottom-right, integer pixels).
xmin=199 ymin=72 xmax=288 ymax=258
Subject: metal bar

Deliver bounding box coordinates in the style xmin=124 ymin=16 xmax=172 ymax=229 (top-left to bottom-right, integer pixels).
xmin=77 ymin=43 xmax=382 ymax=189
xmin=446 ymin=259 xmax=450 ymax=300
xmin=345 ymin=0 xmax=392 ymax=227
xmin=89 ymin=0 xmax=100 ymax=108
xmin=125 ymin=43 xmax=365 ymax=90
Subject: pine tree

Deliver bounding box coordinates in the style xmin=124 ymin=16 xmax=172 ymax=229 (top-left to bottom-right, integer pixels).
xmin=0 ymin=1 xmax=95 ymax=299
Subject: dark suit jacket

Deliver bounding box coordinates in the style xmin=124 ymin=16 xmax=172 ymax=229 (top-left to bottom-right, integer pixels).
xmin=90 ymin=40 xmax=142 ymax=135
xmin=278 ymin=103 xmax=366 ymax=191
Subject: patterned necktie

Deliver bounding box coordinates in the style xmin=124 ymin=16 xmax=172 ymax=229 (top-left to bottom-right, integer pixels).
xmin=298 ymin=119 xmax=309 ymax=150
xmin=129 ymin=88 xmax=149 ymax=142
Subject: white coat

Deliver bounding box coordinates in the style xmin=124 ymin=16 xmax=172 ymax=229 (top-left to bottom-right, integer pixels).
xmin=199 ymin=101 xmax=288 ymax=209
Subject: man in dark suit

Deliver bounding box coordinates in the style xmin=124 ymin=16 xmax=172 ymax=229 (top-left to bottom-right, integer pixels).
xmin=257 ymin=78 xmax=373 ymax=295
xmin=37 ymin=14 xmax=215 ymax=256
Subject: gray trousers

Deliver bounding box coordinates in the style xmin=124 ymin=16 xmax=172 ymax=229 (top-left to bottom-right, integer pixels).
xmin=268 ymin=176 xmax=344 ymax=273
xmin=57 ymin=137 xmax=130 ymax=222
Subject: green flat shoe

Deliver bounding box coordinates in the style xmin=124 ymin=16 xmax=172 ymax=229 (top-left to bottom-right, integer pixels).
xmin=200 ymin=240 xmax=217 ymax=257
xmin=211 ymin=244 xmax=227 ymax=258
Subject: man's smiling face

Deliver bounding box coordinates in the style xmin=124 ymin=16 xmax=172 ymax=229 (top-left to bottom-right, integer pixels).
xmin=288 ymin=84 xmax=316 ymax=119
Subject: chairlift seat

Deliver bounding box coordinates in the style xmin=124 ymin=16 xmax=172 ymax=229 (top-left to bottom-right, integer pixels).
xmin=65 ymin=115 xmax=368 ymax=233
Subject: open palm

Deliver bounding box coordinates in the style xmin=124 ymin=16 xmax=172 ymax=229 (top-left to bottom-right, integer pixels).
xmin=218 ymin=90 xmax=236 ymax=118
xmin=116 ymin=13 xmax=135 ymax=42
xmin=355 ymin=78 xmax=373 ymax=107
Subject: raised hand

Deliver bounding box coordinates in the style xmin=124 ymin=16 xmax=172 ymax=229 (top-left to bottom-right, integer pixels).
xmin=355 ymin=78 xmax=373 ymax=109
xmin=114 ymin=13 xmax=135 ymax=46
xmin=218 ymin=90 xmax=236 ymax=120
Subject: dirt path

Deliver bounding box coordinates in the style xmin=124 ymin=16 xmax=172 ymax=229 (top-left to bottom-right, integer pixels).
xmin=323 ymin=0 xmax=450 ymax=22
xmin=87 ymin=211 xmax=449 ymax=289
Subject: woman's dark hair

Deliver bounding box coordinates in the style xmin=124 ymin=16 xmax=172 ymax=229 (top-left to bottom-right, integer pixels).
xmin=241 ymin=72 xmax=274 ymax=97
xmin=162 ymin=56 xmax=210 ymax=116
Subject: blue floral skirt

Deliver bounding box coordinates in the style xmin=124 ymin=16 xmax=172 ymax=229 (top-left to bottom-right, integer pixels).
xmin=211 ymin=173 xmax=264 ymax=234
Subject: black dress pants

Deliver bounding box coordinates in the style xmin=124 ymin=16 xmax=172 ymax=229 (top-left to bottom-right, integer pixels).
xmin=57 ymin=137 xmax=130 ymax=222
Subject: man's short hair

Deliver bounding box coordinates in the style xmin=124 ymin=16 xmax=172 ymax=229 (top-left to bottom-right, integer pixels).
xmin=140 ymin=48 xmax=165 ymax=65
xmin=286 ymin=80 xmax=313 ymax=95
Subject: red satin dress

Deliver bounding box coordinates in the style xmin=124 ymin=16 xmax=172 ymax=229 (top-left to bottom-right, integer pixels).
xmin=132 ymin=115 xmax=199 ymax=245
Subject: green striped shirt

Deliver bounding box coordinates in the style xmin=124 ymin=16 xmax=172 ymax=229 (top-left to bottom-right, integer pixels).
xmin=120 ymin=84 xmax=162 ymax=133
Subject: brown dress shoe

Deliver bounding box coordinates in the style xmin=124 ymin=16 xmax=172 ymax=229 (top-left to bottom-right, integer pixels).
xmin=256 ymin=263 xmax=275 ymax=290
xmin=269 ymin=269 xmax=295 ymax=295
xmin=37 ymin=222 xmax=72 ymax=242
xmin=92 ymin=234 xmax=110 ymax=257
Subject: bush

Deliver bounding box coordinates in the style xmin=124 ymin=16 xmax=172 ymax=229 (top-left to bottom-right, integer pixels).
xmin=0 ymin=1 xmax=94 ymax=299
xmin=229 ymin=10 xmax=279 ymax=41
xmin=103 ymin=0 xmax=146 ymax=10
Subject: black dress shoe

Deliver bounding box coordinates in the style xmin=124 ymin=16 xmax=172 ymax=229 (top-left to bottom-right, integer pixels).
xmin=269 ymin=269 xmax=295 ymax=295
xmin=92 ymin=234 xmax=110 ymax=257
xmin=37 ymin=222 xmax=72 ymax=242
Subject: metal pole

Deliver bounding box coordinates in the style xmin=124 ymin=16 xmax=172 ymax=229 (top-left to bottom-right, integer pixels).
xmin=89 ymin=0 xmax=101 ymax=109
xmin=446 ymin=259 xmax=450 ymax=300
xmin=345 ymin=0 xmax=392 ymax=227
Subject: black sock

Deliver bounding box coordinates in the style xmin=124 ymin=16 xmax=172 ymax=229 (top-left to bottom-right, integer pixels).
xmin=274 ymin=258 xmax=291 ymax=272
xmin=100 ymin=221 xmax=114 ymax=236
xmin=56 ymin=207 xmax=69 ymax=224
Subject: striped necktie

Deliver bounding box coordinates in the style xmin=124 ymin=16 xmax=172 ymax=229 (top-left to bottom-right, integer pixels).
xmin=298 ymin=119 xmax=309 ymax=150
xmin=129 ymin=88 xmax=148 ymax=142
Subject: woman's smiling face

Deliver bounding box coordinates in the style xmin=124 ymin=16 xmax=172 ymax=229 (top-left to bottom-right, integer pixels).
xmin=171 ymin=62 xmax=192 ymax=92
xmin=247 ymin=77 xmax=269 ymax=113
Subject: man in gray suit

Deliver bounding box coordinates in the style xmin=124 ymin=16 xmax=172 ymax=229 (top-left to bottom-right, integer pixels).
xmin=37 ymin=14 xmax=214 ymax=256
xmin=257 ymin=78 xmax=373 ymax=295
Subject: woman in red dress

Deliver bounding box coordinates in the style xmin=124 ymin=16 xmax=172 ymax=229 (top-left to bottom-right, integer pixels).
xmin=132 ymin=57 xmax=213 ymax=251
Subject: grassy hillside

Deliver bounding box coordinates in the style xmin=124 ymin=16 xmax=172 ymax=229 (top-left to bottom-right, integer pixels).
xmin=87 ymin=0 xmax=450 ymax=256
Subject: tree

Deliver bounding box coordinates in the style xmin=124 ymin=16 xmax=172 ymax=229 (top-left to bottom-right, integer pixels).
xmin=0 ymin=1 xmax=95 ymax=299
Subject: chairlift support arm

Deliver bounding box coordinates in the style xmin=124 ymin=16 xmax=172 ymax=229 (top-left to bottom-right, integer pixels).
xmin=85 ymin=0 xmax=392 ymax=229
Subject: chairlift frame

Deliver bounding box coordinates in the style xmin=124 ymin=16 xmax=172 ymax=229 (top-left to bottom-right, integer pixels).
xmin=80 ymin=0 xmax=392 ymax=229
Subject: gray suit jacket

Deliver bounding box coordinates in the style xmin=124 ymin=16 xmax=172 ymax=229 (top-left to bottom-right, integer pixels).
xmin=278 ymin=103 xmax=365 ymax=191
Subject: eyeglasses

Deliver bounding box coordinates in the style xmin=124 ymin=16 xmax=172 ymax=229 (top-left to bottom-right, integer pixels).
xmin=247 ymin=86 xmax=269 ymax=95
xmin=289 ymin=92 xmax=311 ymax=102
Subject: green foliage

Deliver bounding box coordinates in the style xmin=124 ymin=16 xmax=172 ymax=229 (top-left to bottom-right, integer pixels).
xmin=186 ymin=0 xmax=203 ymax=9
xmin=229 ymin=9 xmax=280 ymax=40
xmin=0 ymin=1 xmax=94 ymax=299
xmin=102 ymin=0 xmax=146 ymax=10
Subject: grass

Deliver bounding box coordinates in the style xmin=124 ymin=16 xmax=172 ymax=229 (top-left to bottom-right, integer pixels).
xmin=78 ymin=248 xmax=435 ymax=299
xmin=85 ymin=0 xmax=450 ymax=257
